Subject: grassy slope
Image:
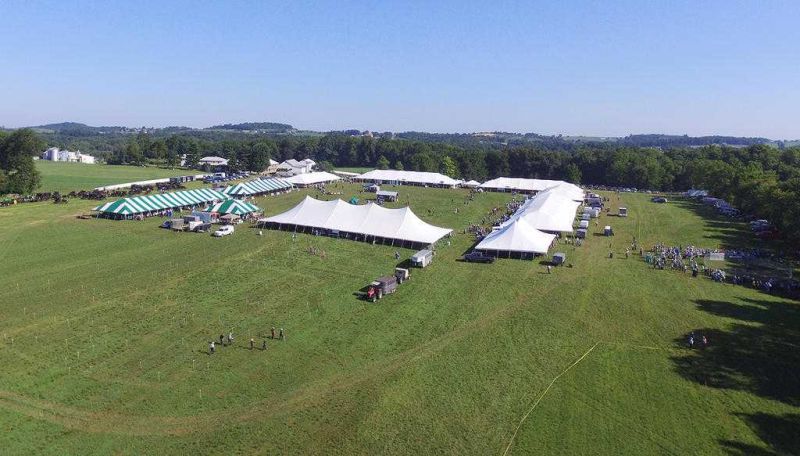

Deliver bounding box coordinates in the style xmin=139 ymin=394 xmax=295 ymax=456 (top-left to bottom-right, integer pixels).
xmin=36 ymin=161 xmax=192 ymax=193
xmin=0 ymin=186 xmax=797 ymax=455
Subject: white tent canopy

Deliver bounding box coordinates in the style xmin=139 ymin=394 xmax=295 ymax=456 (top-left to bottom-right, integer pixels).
xmin=286 ymin=171 xmax=341 ymax=186
xmin=475 ymin=218 xmax=556 ymax=254
xmin=480 ymin=178 xmax=583 ymax=199
xmin=260 ymin=196 xmax=452 ymax=244
xmin=502 ymin=190 xmax=581 ymax=233
xmin=462 ymin=180 xmax=482 ymax=188
xmin=356 ymin=169 xmax=460 ymax=187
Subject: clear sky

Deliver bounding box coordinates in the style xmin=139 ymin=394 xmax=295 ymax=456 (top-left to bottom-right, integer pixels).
xmin=1 ymin=0 xmax=798 ymax=138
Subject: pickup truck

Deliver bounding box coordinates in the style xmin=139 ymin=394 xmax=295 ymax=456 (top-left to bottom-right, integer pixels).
xmin=463 ymin=251 xmax=496 ymax=263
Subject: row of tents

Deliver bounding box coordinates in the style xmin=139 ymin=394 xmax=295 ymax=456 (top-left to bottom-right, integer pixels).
xmin=93 ymin=178 xmax=292 ymax=218
xmin=474 ymin=184 xmax=584 ymax=255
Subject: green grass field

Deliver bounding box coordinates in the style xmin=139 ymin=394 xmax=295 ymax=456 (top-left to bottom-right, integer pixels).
xmin=0 ymin=184 xmax=797 ymax=455
xmin=333 ymin=167 xmax=373 ymax=174
xmin=35 ymin=161 xmax=194 ymax=193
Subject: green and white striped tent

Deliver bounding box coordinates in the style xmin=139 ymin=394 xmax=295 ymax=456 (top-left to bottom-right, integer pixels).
xmin=204 ymin=199 xmax=262 ymax=215
xmin=93 ymin=188 xmax=228 ymax=215
xmin=222 ymin=178 xmax=292 ymax=196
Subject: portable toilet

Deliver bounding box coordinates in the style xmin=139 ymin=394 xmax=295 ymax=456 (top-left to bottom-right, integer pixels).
xmin=576 ymin=228 xmax=587 ymax=239
xmin=552 ymin=252 xmax=566 ymax=265
xmin=581 ymin=213 xmax=591 ymax=221
xmin=604 ymin=225 xmax=613 ymax=236
xmin=579 ymin=220 xmax=589 ymax=229
xmin=619 ymin=207 xmax=628 ymax=217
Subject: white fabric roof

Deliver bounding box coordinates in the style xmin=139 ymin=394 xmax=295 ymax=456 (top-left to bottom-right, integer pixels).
xmin=356 ymin=169 xmax=460 ymax=187
xmin=480 ymin=177 xmax=583 ymax=198
xmin=262 ymin=196 xmax=452 ymax=244
xmin=462 ymin=180 xmax=482 ymax=187
xmin=502 ymin=190 xmax=582 ymax=233
xmin=286 ymin=171 xmax=341 ymax=185
xmin=475 ymin=218 xmax=556 ymax=254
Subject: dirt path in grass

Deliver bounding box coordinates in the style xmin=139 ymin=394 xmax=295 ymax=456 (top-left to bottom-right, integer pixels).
xmin=0 ymin=273 xmax=569 ymax=437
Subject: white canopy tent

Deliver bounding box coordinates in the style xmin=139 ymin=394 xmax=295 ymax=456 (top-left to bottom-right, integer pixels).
xmin=286 ymin=171 xmax=341 ymax=186
xmin=355 ymin=169 xmax=460 ymax=187
xmin=480 ymin=178 xmax=583 ymax=200
xmin=462 ymin=180 xmax=482 ymax=188
xmin=475 ymin=219 xmax=556 ymax=254
xmin=502 ymin=191 xmax=581 ymax=233
xmin=259 ymin=196 xmax=452 ymax=245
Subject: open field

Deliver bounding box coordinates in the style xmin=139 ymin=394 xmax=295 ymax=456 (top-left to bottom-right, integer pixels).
xmin=0 ymin=184 xmax=798 ymax=454
xmin=333 ymin=167 xmax=373 ymax=174
xmin=35 ymin=161 xmax=193 ymax=193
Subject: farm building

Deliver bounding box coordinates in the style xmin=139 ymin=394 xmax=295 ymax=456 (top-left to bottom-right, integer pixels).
xmin=286 ymin=171 xmax=341 ymax=187
xmin=354 ymin=169 xmax=461 ymax=188
xmin=204 ymin=199 xmax=262 ymax=216
xmin=257 ymin=196 xmax=452 ymax=246
xmin=93 ymin=188 xmax=228 ymax=219
xmin=221 ymin=178 xmax=292 ymax=196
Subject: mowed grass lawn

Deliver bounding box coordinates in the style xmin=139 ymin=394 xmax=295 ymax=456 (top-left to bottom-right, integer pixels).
xmin=0 ymin=185 xmax=797 ymax=455
xmin=35 ymin=161 xmax=194 ymax=193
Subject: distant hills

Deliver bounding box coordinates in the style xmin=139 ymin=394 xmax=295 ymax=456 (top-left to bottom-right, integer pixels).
xmin=10 ymin=122 xmax=797 ymax=147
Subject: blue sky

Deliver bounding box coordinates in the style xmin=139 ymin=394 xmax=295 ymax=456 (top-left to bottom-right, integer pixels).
xmin=1 ymin=0 xmax=798 ymax=138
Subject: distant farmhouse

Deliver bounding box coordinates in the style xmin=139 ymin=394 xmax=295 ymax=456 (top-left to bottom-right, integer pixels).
xmin=198 ymin=156 xmax=229 ymax=167
xmin=276 ymin=158 xmax=315 ymax=177
xmin=41 ymin=147 xmax=96 ymax=164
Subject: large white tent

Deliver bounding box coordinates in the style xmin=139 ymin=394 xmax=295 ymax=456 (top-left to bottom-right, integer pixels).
xmin=480 ymin=178 xmax=583 ymax=199
xmin=259 ymin=196 xmax=452 ymax=245
xmin=502 ymin=190 xmax=581 ymax=233
xmin=475 ymin=218 xmax=556 ymax=254
xmin=355 ymin=169 xmax=460 ymax=188
xmin=286 ymin=171 xmax=341 ymax=186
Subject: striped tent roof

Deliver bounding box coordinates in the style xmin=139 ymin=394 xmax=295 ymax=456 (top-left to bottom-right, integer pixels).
xmin=222 ymin=178 xmax=292 ymax=196
xmin=93 ymin=188 xmax=228 ymax=215
xmin=204 ymin=199 xmax=262 ymax=215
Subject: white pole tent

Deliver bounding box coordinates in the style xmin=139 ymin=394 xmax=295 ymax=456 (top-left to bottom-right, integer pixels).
xmin=501 ymin=190 xmax=582 ymax=233
xmin=475 ymin=218 xmax=556 ymax=254
xmin=479 ymin=177 xmax=584 ymax=200
xmin=354 ymin=169 xmax=461 ymax=188
xmin=257 ymin=196 xmax=452 ymax=245
xmin=285 ymin=171 xmax=341 ymax=187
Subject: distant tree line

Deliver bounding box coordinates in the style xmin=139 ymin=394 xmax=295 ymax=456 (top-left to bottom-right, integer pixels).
xmin=7 ymin=127 xmax=800 ymax=243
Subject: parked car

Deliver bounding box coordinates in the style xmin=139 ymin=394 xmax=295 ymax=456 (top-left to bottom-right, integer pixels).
xmin=213 ymin=225 xmax=234 ymax=237
xmin=651 ymin=197 xmax=668 ymax=203
xmin=463 ymin=251 xmax=495 ymax=263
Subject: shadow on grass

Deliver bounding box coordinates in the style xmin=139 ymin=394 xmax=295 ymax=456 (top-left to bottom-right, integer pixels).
xmin=671 ymin=297 xmax=800 ymax=454
xmin=720 ymin=413 xmax=800 ymax=456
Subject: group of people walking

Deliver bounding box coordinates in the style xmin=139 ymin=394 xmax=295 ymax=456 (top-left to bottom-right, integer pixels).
xmin=208 ymin=327 xmax=285 ymax=354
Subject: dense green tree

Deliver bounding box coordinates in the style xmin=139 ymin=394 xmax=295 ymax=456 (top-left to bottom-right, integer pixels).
xmin=0 ymin=129 xmax=42 ymax=193
xmin=439 ymin=155 xmax=458 ymax=177
xmin=125 ymin=140 xmax=144 ymax=165
xmin=376 ymin=155 xmax=390 ymax=170
xmin=395 ymin=160 xmax=404 ymax=170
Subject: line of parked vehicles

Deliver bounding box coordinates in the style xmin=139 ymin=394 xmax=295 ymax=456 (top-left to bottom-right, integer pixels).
xmin=160 ymin=213 xmax=236 ymax=237
xmin=202 ymin=172 xmax=250 ymax=184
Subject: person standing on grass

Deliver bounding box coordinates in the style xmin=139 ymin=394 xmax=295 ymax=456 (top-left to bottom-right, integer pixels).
xmin=209 ymin=341 xmax=215 ymax=354
xmin=279 ymin=328 xmax=285 ymax=341
xmin=250 ymin=338 xmax=255 ymax=350
xmin=228 ymin=332 xmax=234 ymax=346
xmin=271 ymin=327 xmax=275 ymax=339
xmin=219 ymin=334 xmax=225 ymax=346
xmin=262 ymin=339 xmax=267 ymax=350
xmin=547 ymin=265 xmax=552 ymax=274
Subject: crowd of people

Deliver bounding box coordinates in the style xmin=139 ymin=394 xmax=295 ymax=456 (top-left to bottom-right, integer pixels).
xmin=643 ymin=242 xmax=800 ymax=298
xmin=208 ymin=327 xmax=285 ymax=355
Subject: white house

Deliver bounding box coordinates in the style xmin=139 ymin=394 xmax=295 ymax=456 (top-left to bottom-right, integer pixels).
xmin=41 ymin=147 xmax=96 ymax=164
xmin=198 ymin=156 xmax=229 ymax=167
xmin=276 ymin=158 xmax=315 ymax=177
